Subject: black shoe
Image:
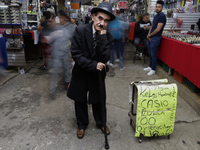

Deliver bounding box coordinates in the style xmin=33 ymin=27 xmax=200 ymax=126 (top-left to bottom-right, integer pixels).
xmin=65 ymin=82 xmax=70 ymax=90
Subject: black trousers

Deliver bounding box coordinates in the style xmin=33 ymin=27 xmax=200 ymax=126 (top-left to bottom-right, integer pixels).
xmin=134 ymin=37 xmax=149 ymax=52
xmin=75 ymin=98 xmax=107 ymax=129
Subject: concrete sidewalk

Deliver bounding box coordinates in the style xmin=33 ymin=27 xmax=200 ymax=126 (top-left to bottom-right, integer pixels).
xmin=0 ymin=60 xmax=200 ymax=150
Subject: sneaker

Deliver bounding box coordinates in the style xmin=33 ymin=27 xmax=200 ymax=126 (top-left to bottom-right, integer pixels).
xmin=143 ymin=67 xmax=151 ymax=71
xmin=115 ymin=59 xmax=120 ymax=63
xmin=107 ymin=61 xmax=113 ymax=66
xmin=120 ymin=67 xmax=125 ymax=70
xmin=147 ymin=70 xmax=155 ymax=76
xmin=107 ymin=62 xmax=118 ymax=68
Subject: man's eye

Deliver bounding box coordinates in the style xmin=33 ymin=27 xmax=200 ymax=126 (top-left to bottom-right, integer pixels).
xmin=98 ymin=16 xmax=103 ymax=20
xmin=105 ymin=20 xmax=110 ymax=23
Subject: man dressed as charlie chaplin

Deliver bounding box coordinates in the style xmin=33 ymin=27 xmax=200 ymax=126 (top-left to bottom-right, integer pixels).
xmin=67 ymin=2 xmax=115 ymax=139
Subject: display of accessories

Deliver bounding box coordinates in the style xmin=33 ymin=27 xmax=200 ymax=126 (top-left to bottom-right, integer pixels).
xmin=27 ymin=14 xmax=37 ymax=21
xmin=0 ymin=8 xmax=10 ymax=24
xmin=12 ymin=28 xmax=21 ymax=34
xmin=162 ymin=32 xmax=200 ymax=44
xmin=0 ymin=6 xmax=21 ymax=24
xmin=5 ymin=28 xmax=12 ymax=34
xmin=0 ymin=28 xmax=7 ymax=34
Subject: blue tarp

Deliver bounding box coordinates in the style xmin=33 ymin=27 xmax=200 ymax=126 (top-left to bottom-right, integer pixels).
xmin=0 ymin=37 xmax=8 ymax=68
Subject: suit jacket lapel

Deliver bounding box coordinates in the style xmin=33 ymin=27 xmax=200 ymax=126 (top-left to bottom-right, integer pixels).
xmin=85 ymin=23 xmax=93 ymax=56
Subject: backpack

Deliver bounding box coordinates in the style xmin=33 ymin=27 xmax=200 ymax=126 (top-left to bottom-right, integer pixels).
xmin=107 ymin=19 xmax=123 ymax=40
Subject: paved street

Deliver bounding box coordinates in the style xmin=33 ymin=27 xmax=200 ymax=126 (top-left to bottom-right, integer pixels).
xmin=0 ymin=60 xmax=200 ymax=150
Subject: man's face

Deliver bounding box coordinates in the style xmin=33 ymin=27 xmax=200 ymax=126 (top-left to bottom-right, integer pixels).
xmin=143 ymin=15 xmax=150 ymax=23
xmin=155 ymin=4 xmax=163 ymax=14
xmin=58 ymin=16 xmax=67 ymax=25
xmin=92 ymin=12 xmax=111 ymax=31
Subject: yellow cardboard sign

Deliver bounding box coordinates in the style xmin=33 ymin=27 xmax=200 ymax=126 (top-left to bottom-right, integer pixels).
xmin=135 ymin=83 xmax=177 ymax=137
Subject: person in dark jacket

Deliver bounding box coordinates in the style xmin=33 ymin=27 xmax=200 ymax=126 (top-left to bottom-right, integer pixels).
xmin=134 ymin=13 xmax=151 ymax=54
xmin=67 ymin=2 xmax=115 ymax=139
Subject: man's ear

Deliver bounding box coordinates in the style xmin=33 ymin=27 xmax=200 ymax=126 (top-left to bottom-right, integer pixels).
xmin=92 ymin=13 xmax=95 ymax=22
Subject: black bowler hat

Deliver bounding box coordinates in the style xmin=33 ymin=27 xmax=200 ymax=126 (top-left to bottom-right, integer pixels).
xmin=91 ymin=2 xmax=116 ymax=21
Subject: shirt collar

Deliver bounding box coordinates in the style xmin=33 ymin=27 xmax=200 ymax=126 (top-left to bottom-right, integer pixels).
xmin=92 ymin=24 xmax=96 ymax=35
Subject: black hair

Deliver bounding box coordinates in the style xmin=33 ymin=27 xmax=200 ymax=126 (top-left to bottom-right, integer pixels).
xmin=58 ymin=10 xmax=71 ymax=22
xmin=142 ymin=13 xmax=149 ymax=17
xmin=157 ymin=0 xmax=164 ymax=6
xmin=119 ymin=9 xmax=124 ymax=14
xmin=43 ymin=11 xmax=51 ymax=19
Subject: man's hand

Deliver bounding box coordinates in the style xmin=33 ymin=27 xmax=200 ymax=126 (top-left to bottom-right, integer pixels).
xmin=96 ymin=62 xmax=106 ymax=71
xmin=99 ymin=30 xmax=107 ymax=35
xmin=147 ymin=35 xmax=151 ymax=41
xmin=143 ymin=26 xmax=147 ymax=30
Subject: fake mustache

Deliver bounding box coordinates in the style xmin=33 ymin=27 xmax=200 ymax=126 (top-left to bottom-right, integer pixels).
xmin=98 ymin=24 xmax=103 ymax=28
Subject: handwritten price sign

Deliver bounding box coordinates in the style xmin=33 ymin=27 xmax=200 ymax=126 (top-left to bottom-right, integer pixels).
xmin=135 ymin=83 xmax=177 ymax=137
xmin=118 ymin=2 xmax=128 ymax=9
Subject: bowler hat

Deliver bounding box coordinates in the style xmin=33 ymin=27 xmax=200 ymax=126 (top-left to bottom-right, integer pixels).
xmin=91 ymin=2 xmax=116 ymax=21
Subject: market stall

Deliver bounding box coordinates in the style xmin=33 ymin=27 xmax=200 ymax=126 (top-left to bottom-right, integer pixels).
xmin=0 ymin=2 xmax=26 ymax=71
xmin=146 ymin=0 xmax=200 ymax=92
xmin=157 ymin=35 xmax=200 ymax=89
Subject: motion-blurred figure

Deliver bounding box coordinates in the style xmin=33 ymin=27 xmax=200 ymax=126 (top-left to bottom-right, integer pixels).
xmin=37 ymin=11 xmax=53 ymax=70
xmin=107 ymin=11 xmax=128 ymax=70
xmin=44 ymin=10 xmax=75 ymax=99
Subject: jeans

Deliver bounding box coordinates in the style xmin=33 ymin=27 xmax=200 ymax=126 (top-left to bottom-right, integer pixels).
xmin=134 ymin=37 xmax=148 ymax=52
xmin=110 ymin=39 xmax=126 ymax=69
xmin=148 ymin=36 xmax=161 ymax=71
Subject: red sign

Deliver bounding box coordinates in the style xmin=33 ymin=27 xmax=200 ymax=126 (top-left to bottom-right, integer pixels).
xmin=118 ymin=2 xmax=128 ymax=9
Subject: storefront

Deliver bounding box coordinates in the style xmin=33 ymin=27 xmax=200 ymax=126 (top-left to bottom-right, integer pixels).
xmin=0 ymin=0 xmax=59 ymax=71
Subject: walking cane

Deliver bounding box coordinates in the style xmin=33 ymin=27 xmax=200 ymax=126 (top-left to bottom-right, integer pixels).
xmin=98 ymin=71 xmax=110 ymax=149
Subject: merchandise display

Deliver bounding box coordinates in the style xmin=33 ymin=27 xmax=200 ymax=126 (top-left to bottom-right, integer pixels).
xmin=21 ymin=0 xmax=41 ymax=30
xmin=0 ymin=6 xmax=20 ymax=24
xmin=162 ymin=31 xmax=200 ymax=44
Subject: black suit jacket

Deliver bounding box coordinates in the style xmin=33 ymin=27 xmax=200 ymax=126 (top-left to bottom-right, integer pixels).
xmin=67 ymin=22 xmax=114 ymax=104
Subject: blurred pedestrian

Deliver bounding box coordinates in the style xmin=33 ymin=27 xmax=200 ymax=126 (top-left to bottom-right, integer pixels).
xmin=45 ymin=10 xmax=75 ymax=99
xmin=37 ymin=11 xmax=52 ymax=70
xmin=107 ymin=17 xmax=126 ymax=70
xmin=85 ymin=14 xmax=90 ymax=24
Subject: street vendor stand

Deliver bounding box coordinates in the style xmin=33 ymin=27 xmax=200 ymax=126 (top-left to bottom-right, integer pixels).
xmin=157 ymin=36 xmax=200 ymax=89
xmin=128 ymin=79 xmax=178 ymax=143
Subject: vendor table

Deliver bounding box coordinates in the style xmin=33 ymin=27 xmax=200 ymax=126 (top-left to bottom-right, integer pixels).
xmin=157 ymin=36 xmax=200 ymax=88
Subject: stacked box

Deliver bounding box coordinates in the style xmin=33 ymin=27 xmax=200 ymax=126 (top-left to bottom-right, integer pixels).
xmin=173 ymin=70 xmax=185 ymax=83
xmin=162 ymin=62 xmax=169 ymax=73
xmin=184 ymin=78 xmax=200 ymax=93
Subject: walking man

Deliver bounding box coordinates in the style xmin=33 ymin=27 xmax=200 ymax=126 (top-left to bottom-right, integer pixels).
xmin=143 ymin=1 xmax=166 ymax=75
xmin=67 ymin=2 xmax=115 ymax=139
